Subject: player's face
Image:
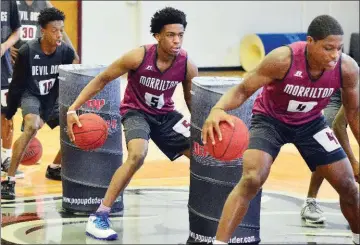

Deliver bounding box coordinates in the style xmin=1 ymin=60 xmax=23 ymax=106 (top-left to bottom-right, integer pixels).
xmin=156 ymin=24 xmax=185 ymax=56
xmin=307 ymin=35 xmax=343 ymax=70
xmin=41 ymin=20 xmax=64 ymax=47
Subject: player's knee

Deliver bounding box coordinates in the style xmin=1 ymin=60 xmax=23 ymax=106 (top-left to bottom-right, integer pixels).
xmin=23 ymin=115 xmax=41 ymax=134
xmin=339 ymin=179 xmax=359 ymax=205
xmin=239 ymin=173 xmax=262 ymax=195
xmin=127 ymin=150 xmax=147 ymax=168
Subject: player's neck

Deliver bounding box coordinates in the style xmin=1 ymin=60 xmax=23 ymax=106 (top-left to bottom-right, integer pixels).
xmin=40 ymin=38 xmax=57 ymax=55
xmin=25 ymin=0 xmax=33 ymax=7
xmin=156 ymin=46 xmax=175 ymax=63
xmin=306 ymin=48 xmax=323 ymax=72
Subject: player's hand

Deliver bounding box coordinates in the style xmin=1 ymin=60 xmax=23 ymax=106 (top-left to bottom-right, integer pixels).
xmin=4 ymin=118 xmax=13 ymax=139
xmin=351 ymin=160 xmax=359 ymax=183
xmin=66 ymin=111 xmax=82 ymax=142
xmin=10 ymin=46 xmax=19 ymax=65
xmin=1 ymin=43 xmax=6 ymax=57
xmin=201 ymin=107 xmax=234 ymax=145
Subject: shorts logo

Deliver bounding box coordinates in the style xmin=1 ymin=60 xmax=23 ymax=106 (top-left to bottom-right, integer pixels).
xmin=313 ymin=127 xmax=341 ymax=152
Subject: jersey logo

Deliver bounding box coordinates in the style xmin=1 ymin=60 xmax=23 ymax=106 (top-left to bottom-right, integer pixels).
xmin=294 ymin=71 xmax=303 ymax=78
xmin=33 ymin=54 xmax=40 ymax=59
xmin=145 ymin=65 xmax=153 ymax=71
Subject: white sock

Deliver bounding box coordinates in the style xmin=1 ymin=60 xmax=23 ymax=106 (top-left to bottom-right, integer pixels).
xmin=2 ymin=148 xmax=12 ymax=160
xmin=213 ymin=240 xmax=227 ymax=244
xmin=7 ymin=176 xmax=16 ymax=182
xmin=353 ymin=233 xmax=359 ymax=244
xmin=50 ymin=163 xmax=61 ymax=169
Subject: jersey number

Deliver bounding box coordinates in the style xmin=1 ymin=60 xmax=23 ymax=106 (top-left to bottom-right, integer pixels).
xmin=39 ymin=78 xmax=56 ymax=95
xmin=1 ymin=89 xmax=8 ymax=107
xmin=287 ymin=100 xmax=318 ymax=113
xmin=21 ymin=25 xmax=37 ymax=41
xmin=145 ymin=92 xmax=165 ymax=109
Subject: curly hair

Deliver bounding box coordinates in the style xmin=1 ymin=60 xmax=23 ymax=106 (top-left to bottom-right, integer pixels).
xmin=38 ymin=7 xmax=66 ymax=28
xmin=307 ymin=15 xmax=343 ymax=41
xmin=150 ymin=7 xmax=187 ymax=36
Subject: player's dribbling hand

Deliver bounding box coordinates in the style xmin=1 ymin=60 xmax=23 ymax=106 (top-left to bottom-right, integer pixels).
xmin=66 ymin=111 xmax=82 ymax=142
xmin=201 ymin=107 xmax=234 ymax=145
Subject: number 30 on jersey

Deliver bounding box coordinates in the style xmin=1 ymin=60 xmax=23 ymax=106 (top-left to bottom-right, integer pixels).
xmin=145 ymin=92 xmax=165 ymax=109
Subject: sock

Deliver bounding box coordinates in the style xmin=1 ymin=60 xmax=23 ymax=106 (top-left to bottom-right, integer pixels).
xmin=7 ymin=176 xmax=16 ymax=182
xmin=353 ymin=233 xmax=359 ymax=245
xmin=50 ymin=163 xmax=61 ymax=169
xmin=96 ymin=202 xmax=111 ymax=214
xmin=2 ymin=148 xmax=12 ymax=160
xmin=213 ymin=240 xmax=227 ymax=244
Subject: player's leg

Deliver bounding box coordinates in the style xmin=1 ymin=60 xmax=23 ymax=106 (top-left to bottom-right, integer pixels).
xmin=301 ymin=91 xmax=341 ymax=225
xmin=85 ymin=110 xmax=151 ymax=240
xmin=214 ymin=114 xmax=289 ymax=243
xmin=149 ymin=110 xmax=191 ymax=161
xmin=44 ymin=98 xmax=62 ymax=180
xmin=295 ymin=115 xmax=359 ymax=243
xmin=1 ymin=92 xmax=44 ymax=200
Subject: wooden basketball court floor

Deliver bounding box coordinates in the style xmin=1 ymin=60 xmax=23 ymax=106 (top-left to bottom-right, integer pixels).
xmin=1 ymin=71 xmax=358 ymax=244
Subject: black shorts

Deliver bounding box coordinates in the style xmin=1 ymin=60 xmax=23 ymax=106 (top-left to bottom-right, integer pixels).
xmin=248 ymin=113 xmax=347 ymax=172
xmin=21 ymin=90 xmax=59 ymax=129
xmin=121 ymin=109 xmax=190 ymax=161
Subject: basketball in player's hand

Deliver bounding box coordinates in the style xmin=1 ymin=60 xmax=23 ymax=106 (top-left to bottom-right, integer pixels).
xmin=18 ymin=137 xmax=43 ymax=166
xmin=205 ymin=115 xmax=249 ymax=161
xmin=72 ymin=113 xmax=108 ymax=151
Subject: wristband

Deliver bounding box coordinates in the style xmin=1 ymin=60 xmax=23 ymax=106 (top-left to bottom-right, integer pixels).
xmin=67 ymin=110 xmax=77 ymax=115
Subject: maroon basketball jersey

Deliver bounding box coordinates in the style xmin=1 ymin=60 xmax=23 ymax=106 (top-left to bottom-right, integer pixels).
xmin=120 ymin=44 xmax=187 ymax=116
xmin=252 ymin=41 xmax=342 ymax=125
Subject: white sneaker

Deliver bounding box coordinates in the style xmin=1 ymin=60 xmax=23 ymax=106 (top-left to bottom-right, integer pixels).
xmin=301 ymin=198 xmax=326 ymax=226
xmin=85 ymin=212 xmax=118 ymax=240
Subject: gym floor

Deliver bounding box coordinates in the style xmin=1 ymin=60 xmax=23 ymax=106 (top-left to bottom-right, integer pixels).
xmin=1 ymin=71 xmax=358 ymax=244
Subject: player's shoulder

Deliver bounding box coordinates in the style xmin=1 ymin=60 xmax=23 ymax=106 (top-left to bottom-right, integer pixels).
xmin=340 ymin=53 xmax=359 ymax=87
xmin=257 ymin=46 xmax=292 ymax=79
xmin=122 ymin=46 xmax=146 ymax=71
xmin=341 ymin=53 xmax=359 ymax=76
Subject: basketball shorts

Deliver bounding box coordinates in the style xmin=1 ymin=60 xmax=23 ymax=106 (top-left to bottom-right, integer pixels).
xmin=121 ymin=109 xmax=190 ymax=161
xmin=248 ymin=113 xmax=347 ymax=172
xmin=323 ymin=90 xmax=343 ymax=128
xmin=1 ymin=53 xmax=13 ymax=115
xmin=21 ymin=90 xmax=59 ymax=129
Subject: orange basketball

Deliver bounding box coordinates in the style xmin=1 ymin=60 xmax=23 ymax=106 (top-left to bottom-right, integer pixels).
xmin=205 ymin=115 xmax=249 ymax=161
xmin=20 ymin=137 xmax=43 ymax=166
xmin=73 ymin=113 xmax=108 ymax=151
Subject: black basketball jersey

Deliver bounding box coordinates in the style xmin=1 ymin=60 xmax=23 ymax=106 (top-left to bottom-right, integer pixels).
xmin=14 ymin=0 xmax=47 ymax=49
xmin=5 ymin=38 xmax=75 ymax=119
xmin=25 ymin=38 xmax=75 ymax=95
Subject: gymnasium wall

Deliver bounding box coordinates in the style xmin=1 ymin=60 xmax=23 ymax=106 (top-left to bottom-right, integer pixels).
xmin=81 ymin=1 xmax=359 ymax=68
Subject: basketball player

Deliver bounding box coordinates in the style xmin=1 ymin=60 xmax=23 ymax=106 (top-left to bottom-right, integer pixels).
xmin=66 ymin=7 xmax=197 ymax=240
xmin=11 ymin=0 xmax=79 ymax=63
xmin=301 ymin=91 xmax=359 ymax=226
xmin=1 ymin=7 xmax=77 ymax=200
xmin=1 ymin=0 xmax=22 ymax=179
xmin=6 ymin=0 xmax=80 ymax=181
xmin=201 ymin=15 xmax=359 ymax=244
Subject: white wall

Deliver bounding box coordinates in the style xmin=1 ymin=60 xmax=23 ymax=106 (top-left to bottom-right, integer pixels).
xmin=82 ymin=1 xmax=359 ymax=67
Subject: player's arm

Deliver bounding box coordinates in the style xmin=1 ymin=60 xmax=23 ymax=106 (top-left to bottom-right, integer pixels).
xmin=68 ymin=47 xmax=144 ymax=112
xmin=332 ymin=105 xmax=359 ymax=181
xmin=1 ymin=1 xmax=21 ymax=57
xmin=202 ymin=46 xmax=291 ymax=145
xmin=46 ymin=1 xmax=80 ymax=62
xmin=182 ymin=57 xmax=198 ymax=113
xmin=5 ymin=46 xmax=29 ymax=120
xmin=340 ymin=54 xmax=359 ymax=144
